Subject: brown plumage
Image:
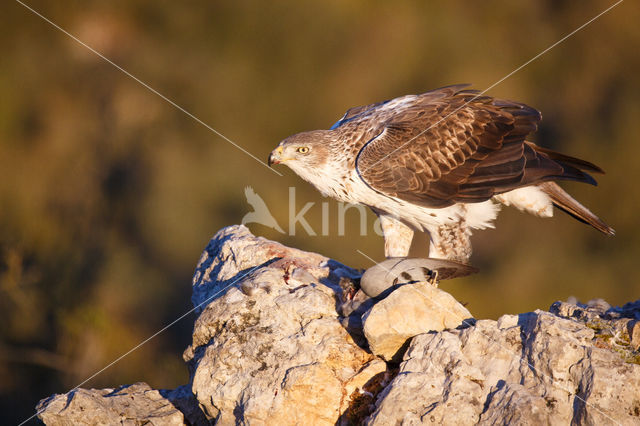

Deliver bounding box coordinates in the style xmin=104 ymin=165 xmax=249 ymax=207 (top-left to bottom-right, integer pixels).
xmin=355 ymin=86 xmax=597 ymax=209
xmin=538 ymin=181 xmax=614 ymax=235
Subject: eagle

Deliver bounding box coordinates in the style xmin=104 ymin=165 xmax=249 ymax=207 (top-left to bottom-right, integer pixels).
xmin=268 ymin=85 xmax=614 ymax=263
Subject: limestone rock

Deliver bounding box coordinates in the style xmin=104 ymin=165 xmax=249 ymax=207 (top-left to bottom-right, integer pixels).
xmin=362 ymin=282 xmax=473 ymax=362
xmin=190 ymin=225 xmax=355 ymax=313
xmin=36 ymin=382 xmax=188 ymax=426
xmin=161 ymin=385 xmax=211 ymax=425
xmin=367 ymin=304 xmax=640 ymax=425
xmin=184 ymin=225 xmax=376 ymax=424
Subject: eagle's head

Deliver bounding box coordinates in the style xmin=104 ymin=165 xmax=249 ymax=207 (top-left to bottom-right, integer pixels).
xmin=268 ymin=130 xmax=333 ymax=175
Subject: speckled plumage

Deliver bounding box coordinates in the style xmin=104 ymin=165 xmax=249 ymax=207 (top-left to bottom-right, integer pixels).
xmin=269 ymin=85 xmax=613 ymax=263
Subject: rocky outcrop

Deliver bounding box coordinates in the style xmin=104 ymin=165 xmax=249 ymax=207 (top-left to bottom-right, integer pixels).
xmin=37 ymin=225 xmax=640 ymax=425
xmin=183 ymin=227 xmax=379 ymax=424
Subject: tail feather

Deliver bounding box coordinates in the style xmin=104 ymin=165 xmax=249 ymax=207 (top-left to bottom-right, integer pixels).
xmin=538 ymin=182 xmax=615 ymax=235
xmin=527 ymin=142 xmax=604 ymax=174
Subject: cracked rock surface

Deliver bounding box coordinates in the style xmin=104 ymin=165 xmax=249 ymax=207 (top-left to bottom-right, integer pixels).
xmin=36 ymin=225 xmax=640 ymax=425
xmin=36 ymin=382 xmax=200 ymax=426
xmin=183 ymin=226 xmax=376 ymax=424
xmin=368 ymin=304 xmax=640 ymax=425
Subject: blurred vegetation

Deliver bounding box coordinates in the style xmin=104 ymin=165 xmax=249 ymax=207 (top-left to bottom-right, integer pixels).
xmin=1 ymin=1 xmax=639 ymax=423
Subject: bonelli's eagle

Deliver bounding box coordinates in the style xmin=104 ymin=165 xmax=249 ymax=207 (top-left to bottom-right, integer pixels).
xmin=269 ymin=85 xmax=613 ymax=263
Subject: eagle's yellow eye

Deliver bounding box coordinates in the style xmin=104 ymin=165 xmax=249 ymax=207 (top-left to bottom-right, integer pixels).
xmin=297 ymin=146 xmax=310 ymax=154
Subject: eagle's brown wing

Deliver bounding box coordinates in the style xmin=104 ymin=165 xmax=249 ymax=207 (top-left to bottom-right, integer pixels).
xmin=331 ymin=101 xmax=389 ymax=130
xmin=355 ymin=90 xmax=599 ymax=208
xmin=331 ymin=84 xmax=472 ymax=130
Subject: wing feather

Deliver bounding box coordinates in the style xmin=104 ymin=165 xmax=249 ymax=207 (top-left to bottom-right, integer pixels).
xmin=330 ymin=101 xmax=389 ymax=129
xmin=355 ymin=87 xmax=599 ymax=207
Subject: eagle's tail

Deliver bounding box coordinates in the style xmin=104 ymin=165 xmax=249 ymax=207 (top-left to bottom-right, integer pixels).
xmin=529 ymin=143 xmax=605 ymax=175
xmin=538 ymin=181 xmax=615 ymax=236
xmin=526 ymin=142 xmax=604 ymax=187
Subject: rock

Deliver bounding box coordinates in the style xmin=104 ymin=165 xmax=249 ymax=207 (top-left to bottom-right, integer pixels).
xmin=629 ymin=321 xmax=640 ymax=350
xmin=367 ymin=305 xmax=640 ymax=425
xmin=160 ymin=385 xmax=211 ymax=426
xmin=359 ymin=257 xmax=478 ymax=299
xmin=190 ymin=225 xmax=354 ymax=313
xmin=183 ymin=225 xmax=377 ymax=424
xmin=35 ymin=226 xmax=640 ymax=425
xmin=362 ymin=282 xmax=473 ymax=362
xmin=36 ymin=382 xmax=189 ymax=426
xmin=550 ymin=298 xmax=640 ymax=366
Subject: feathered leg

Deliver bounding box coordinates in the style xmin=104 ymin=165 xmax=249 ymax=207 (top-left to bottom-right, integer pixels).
xmin=378 ymin=214 xmax=414 ymax=258
xmin=428 ymin=218 xmax=472 ymax=264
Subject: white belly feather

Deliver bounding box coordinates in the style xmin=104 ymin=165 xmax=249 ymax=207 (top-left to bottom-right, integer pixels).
xmin=292 ymin=162 xmax=553 ymax=235
xmin=493 ymin=186 xmax=553 ymax=217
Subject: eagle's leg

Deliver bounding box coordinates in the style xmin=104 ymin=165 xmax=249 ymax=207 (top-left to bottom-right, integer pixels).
xmin=428 ymin=219 xmax=472 ymax=264
xmin=428 ymin=270 xmax=439 ymax=288
xmin=378 ymin=214 xmax=414 ymax=258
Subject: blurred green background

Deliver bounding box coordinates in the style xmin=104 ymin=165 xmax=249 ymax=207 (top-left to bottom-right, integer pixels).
xmin=1 ymin=1 xmax=638 ymax=423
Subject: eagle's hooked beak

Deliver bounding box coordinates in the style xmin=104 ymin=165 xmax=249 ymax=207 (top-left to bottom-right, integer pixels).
xmin=268 ymin=146 xmax=283 ymax=167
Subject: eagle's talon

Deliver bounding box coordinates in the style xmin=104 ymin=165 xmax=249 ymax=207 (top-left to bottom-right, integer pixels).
xmin=428 ymin=270 xmax=439 ymax=287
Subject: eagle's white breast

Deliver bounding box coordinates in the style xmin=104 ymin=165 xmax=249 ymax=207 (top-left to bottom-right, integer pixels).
xmin=290 ymin=154 xmax=556 ymax=238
